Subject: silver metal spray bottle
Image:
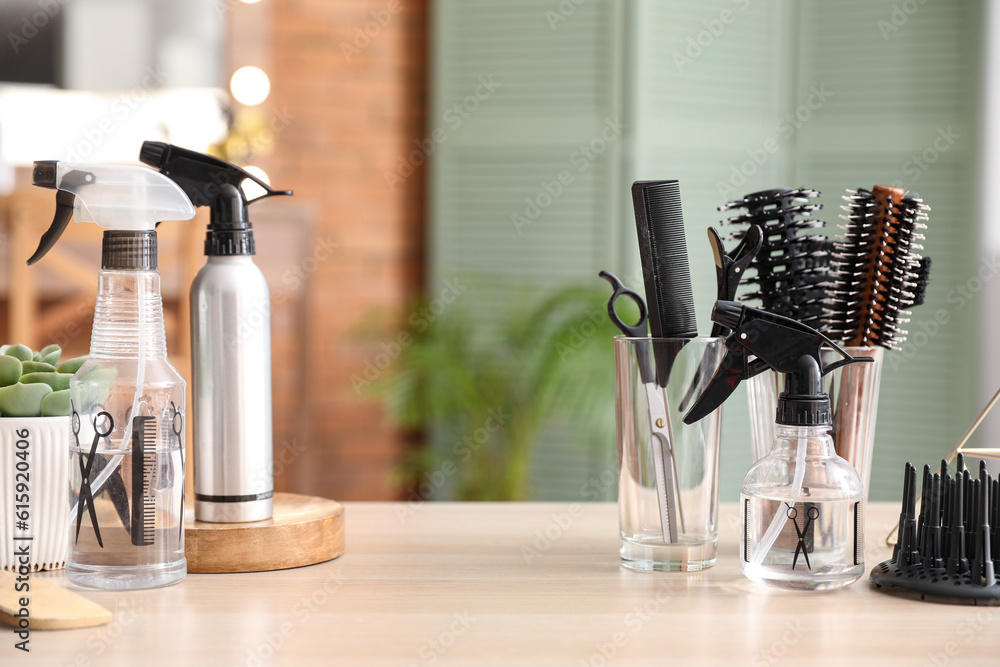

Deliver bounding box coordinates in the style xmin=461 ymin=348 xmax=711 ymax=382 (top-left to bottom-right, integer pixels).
xmin=140 ymin=142 xmax=293 ymax=522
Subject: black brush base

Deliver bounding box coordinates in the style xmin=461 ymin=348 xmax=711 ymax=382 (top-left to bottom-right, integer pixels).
xmin=872 ymin=454 xmax=1000 ymax=603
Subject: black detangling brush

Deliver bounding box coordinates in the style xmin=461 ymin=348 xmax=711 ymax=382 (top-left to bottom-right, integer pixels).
xmin=825 ymin=185 xmax=930 ymax=349
xmin=872 ymin=455 xmax=1000 ymax=602
xmin=720 ymin=188 xmax=832 ymax=328
xmin=631 ymin=180 xmax=699 ymax=386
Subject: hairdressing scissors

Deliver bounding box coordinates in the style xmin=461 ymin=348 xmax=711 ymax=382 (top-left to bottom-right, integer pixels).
xmin=600 ymin=270 xmax=682 ymax=542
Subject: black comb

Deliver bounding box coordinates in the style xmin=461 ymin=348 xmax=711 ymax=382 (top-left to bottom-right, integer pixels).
xmin=824 ymin=185 xmax=929 ymax=349
xmin=631 ymin=181 xmax=697 ymax=384
xmin=720 ymin=188 xmax=832 ymax=329
xmin=872 ymin=455 xmax=1000 ymax=601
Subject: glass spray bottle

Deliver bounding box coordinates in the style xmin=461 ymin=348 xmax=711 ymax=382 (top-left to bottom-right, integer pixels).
xmin=683 ymin=300 xmax=872 ymax=590
xmin=740 ymin=385 xmax=865 ymax=590
xmin=27 ymin=161 xmax=196 ymax=589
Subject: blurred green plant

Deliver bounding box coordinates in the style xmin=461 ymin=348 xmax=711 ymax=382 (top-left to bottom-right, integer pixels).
xmin=375 ymin=282 xmax=635 ymax=501
xmin=0 ymin=343 xmax=86 ymax=417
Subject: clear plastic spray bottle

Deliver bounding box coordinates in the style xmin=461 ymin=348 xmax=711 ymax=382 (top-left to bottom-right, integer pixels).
xmin=684 ymin=300 xmax=873 ymax=590
xmin=28 ymin=161 xmax=196 ymax=589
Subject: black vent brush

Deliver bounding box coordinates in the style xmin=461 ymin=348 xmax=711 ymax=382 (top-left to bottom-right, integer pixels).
xmin=872 ymin=455 xmax=1000 ymax=602
xmin=824 ymin=185 xmax=930 ymax=349
xmin=720 ymin=188 xmax=832 ymax=328
xmin=631 ymin=180 xmax=698 ymax=386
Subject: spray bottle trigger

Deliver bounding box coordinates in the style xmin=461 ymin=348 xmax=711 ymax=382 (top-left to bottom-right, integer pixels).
xmin=821 ymin=353 xmax=875 ymax=376
xmin=27 ymin=189 xmax=75 ymax=266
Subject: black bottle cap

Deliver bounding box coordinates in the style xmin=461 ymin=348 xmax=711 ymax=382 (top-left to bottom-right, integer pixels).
xmin=102 ymin=230 xmax=157 ymax=270
xmin=775 ymin=354 xmax=832 ymax=426
xmin=776 ymin=395 xmax=832 ymax=426
xmin=204 ymin=183 xmax=255 ymax=256
xmin=205 ymin=230 xmax=255 ymax=256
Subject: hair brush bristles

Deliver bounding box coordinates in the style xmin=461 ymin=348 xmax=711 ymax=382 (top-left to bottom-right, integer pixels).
xmin=911 ymin=256 xmax=932 ymax=308
xmin=872 ymin=456 xmax=1000 ymax=600
xmin=720 ymin=187 xmax=832 ymax=328
xmin=825 ymin=185 xmax=930 ymax=349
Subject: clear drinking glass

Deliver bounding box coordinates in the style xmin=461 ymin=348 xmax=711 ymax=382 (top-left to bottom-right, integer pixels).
xmin=615 ymin=336 xmax=724 ymax=572
xmin=747 ymin=346 xmax=884 ymax=496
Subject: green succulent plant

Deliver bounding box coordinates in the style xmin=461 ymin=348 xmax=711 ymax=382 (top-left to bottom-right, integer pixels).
xmin=0 ymin=343 xmax=86 ymax=417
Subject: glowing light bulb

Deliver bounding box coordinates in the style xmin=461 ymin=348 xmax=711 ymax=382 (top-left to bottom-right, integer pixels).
xmin=230 ymin=67 xmax=270 ymax=106
xmin=241 ymin=167 xmax=270 ymax=200
xmin=244 ymin=166 xmax=270 ymax=184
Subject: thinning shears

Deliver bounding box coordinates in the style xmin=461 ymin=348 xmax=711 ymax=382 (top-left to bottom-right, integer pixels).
xmin=600 ymin=270 xmax=683 ymax=543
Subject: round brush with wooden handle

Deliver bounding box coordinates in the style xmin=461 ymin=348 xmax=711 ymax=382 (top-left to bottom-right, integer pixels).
xmin=824 ymin=185 xmax=931 ymax=491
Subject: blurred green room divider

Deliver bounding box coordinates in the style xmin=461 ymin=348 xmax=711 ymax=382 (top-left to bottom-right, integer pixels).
xmin=428 ymin=0 xmax=982 ymax=501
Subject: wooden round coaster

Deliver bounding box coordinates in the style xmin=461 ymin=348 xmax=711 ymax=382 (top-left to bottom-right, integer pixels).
xmin=185 ymin=493 xmax=344 ymax=573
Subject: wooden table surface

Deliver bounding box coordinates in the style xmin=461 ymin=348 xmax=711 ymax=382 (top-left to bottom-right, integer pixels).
xmin=6 ymin=502 xmax=1000 ymax=666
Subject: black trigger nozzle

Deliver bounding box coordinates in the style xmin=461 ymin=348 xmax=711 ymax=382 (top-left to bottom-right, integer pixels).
xmin=711 ymin=300 xmax=743 ymax=332
xmin=138 ymin=142 xmax=166 ymax=168
xmin=32 ymin=161 xmax=58 ymax=188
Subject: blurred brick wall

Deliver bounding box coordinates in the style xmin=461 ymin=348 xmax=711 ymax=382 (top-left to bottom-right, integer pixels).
xmin=232 ymin=0 xmax=427 ymax=500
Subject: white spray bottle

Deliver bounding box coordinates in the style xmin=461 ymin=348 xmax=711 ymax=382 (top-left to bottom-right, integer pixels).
xmin=28 ymin=161 xmax=196 ymax=589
